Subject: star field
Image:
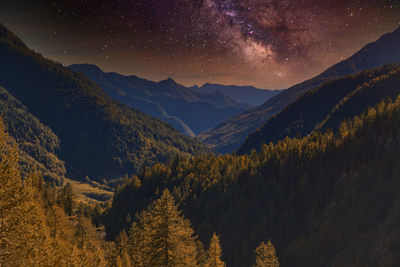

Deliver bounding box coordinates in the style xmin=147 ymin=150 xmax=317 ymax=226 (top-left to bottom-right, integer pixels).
xmin=1 ymin=0 xmax=400 ymax=88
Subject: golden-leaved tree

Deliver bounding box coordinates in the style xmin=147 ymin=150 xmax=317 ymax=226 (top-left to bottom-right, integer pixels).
xmin=205 ymin=232 xmax=225 ymax=267
xmin=253 ymin=240 xmax=279 ymax=267
xmin=125 ymin=189 xmax=201 ymax=266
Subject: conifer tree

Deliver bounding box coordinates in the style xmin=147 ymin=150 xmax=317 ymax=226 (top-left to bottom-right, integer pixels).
xmin=127 ymin=222 xmax=147 ymax=266
xmin=128 ymin=189 xmax=200 ymax=267
xmin=205 ymin=233 xmax=225 ymax=267
xmin=253 ymin=240 xmax=279 ymax=267
xmin=58 ymin=182 xmax=74 ymax=215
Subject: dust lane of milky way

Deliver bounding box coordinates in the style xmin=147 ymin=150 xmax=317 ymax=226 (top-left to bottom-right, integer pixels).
xmin=0 ymin=0 xmax=399 ymax=88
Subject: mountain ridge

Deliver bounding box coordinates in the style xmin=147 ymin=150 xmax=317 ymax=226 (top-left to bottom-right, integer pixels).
xmin=238 ymin=63 xmax=400 ymax=154
xmin=198 ymin=26 xmax=400 ymax=153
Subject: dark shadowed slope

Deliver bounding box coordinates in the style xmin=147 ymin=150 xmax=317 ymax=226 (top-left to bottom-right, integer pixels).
xmin=69 ymin=64 xmax=250 ymax=136
xmin=239 ymin=63 xmax=400 ymax=153
xmin=0 ymin=86 xmax=66 ymax=182
xmin=199 ymin=27 xmax=400 ymax=153
xmin=0 ymin=24 xmax=209 ymax=180
xmin=190 ymin=83 xmax=282 ymax=106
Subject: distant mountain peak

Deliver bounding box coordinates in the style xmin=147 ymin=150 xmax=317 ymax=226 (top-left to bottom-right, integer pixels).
xmin=159 ymin=77 xmax=179 ymax=86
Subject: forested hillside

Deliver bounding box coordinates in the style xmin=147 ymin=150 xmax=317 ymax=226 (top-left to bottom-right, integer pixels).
xmin=1 ymin=116 xmax=279 ymax=266
xmin=239 ymin=63 xmax=400 ymax=153
xmin=0 ymin=86 xmax=67 ymax=183
xmin=199 ymin=27 xmax=400 ymax=153
xmin=0 ymin=118 xmax=113 ymax=266
xmin=106 ymin=95 xmax=400 ymax=266
xmin=0 ymin=24 xmax=209 ymax=180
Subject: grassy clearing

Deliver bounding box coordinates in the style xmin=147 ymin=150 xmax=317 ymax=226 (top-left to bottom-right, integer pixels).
xmin=66 ymin=178 xmax=114 ymax=204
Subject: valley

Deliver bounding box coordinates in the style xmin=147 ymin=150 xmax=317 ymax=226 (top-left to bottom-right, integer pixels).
xmin=1 ymin=2 xmax=400 ymax=266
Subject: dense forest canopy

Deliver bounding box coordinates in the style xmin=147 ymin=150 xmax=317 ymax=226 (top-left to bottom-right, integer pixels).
xmin=106 ymin=94 xmax=400 ymax=266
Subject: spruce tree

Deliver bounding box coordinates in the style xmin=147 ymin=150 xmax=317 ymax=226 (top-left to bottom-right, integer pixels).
xmin=253 ymin=240 xmax=279 ymax=267
xmin=205 ymin=233 xmax=225 ymax=267
xmin=128 ymin=189 xmax=200 ymax=266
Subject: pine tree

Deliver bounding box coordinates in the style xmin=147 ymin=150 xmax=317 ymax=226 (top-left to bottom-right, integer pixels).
xmin=205 ymin=233 xmax=225 ymax=267
xmin=127 ymin=222 xmax=147 ymax=266
xmin=253 ymin=240 xmax=279 ymax=267
xmin=128 ymin=189 xmax=200 ymax=267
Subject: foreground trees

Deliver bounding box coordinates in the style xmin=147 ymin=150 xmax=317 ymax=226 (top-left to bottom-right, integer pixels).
xmin=0 ymin=119 xmax=55 ymax=265
xmin=123 ymin=189 xmax=200 ymax=266
xmin=114 ymin=189 xmax=240 ymax=266
xmin=0 ymin=119 xmax=108 ymax=266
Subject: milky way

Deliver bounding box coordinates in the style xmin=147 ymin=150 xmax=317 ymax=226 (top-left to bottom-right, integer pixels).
xmin=0 ymin=0 xmax=399 ymax=88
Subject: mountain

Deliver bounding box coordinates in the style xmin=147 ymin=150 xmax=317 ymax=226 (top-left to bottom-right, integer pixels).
xmin=0 ymin=23 xmax=209 ymax=180
xmin=238 ymin=63 xmax=400 ymax=153
xmin=198 ymin=26 xmax=400 ymax=153
xmin=190 ymin=83 xmax=282 ymax=106
xmin=105 ymin=94 xmax=400 ymax=266
xmin=69 ymin=64 xmax=251 ymax=136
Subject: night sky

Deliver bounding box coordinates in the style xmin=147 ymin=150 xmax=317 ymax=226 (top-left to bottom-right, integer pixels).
xmin=1 ymin=0 xmax=400 ymax=88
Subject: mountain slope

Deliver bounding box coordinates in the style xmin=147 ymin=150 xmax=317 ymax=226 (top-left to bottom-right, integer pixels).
xmin=0 ymin=86 xmax=66 ymax=182
xmin=239 ymin=63 xmax=400 ymax=153
xmin=190 ymin=83 xmax=282 ymax=106
xmin=69 ymin=64 xmax=250 ymax=135
xmin=0 ymin=24 xmax=209 ymax=180
xmin=199 ymin=26 xmax=400 ymax=153
xmin=106 ymin=95 xmax=400 ymax=266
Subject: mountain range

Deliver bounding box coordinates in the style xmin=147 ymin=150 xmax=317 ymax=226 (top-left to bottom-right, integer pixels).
xmin=198 ymin=26 xmax=400 ymax=153
xmin=189 ymin=83 xmax=282 ymax=106
xmin=69 ymin=64 xmax=259 ymax=137
xmin=239 ymin=63 xmax=400 ymax=154
xmin=0 ymin=23 xmax=209 ymax=180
